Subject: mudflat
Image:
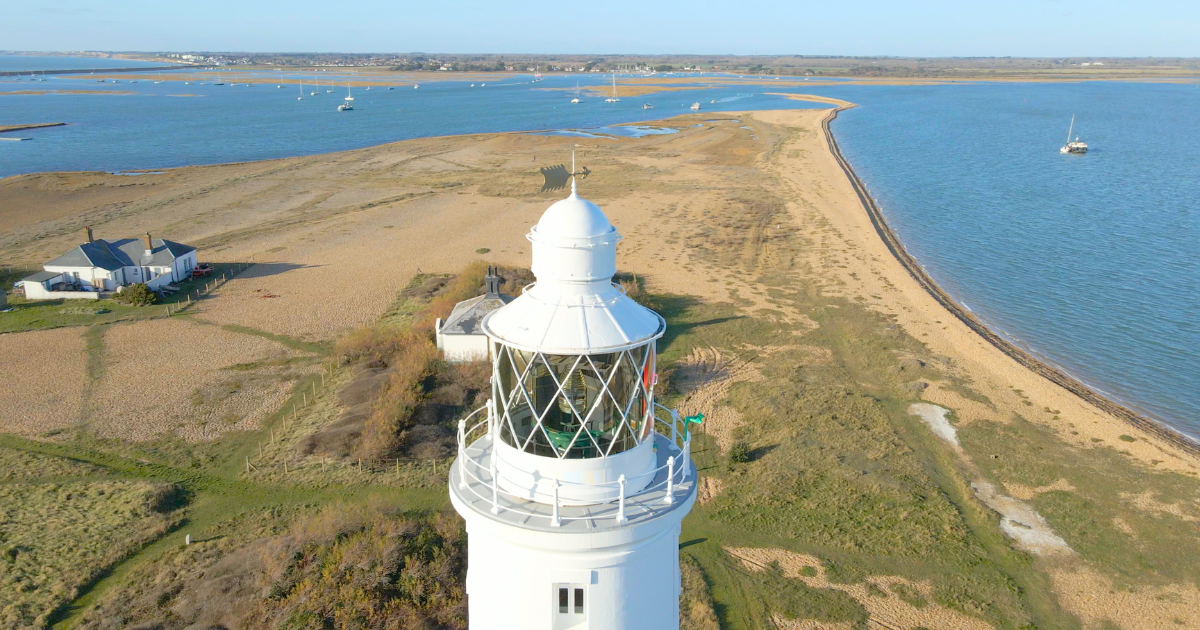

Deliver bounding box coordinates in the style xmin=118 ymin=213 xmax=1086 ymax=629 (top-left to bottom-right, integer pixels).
xmin=1 ymin=107 xmax=1198 ymax=629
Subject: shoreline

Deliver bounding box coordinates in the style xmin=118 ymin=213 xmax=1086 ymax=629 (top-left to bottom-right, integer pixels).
xmin=819 ymin=105 xmax=1200 ymax=458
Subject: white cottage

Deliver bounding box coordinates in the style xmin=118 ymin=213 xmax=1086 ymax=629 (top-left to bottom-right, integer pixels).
xmin=21 ymin=227 xmax=198 ymax=300
xmin=436 ymin=267 xmax=512 ymax=363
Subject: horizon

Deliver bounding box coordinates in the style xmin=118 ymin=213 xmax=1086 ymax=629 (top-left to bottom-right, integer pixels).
xmin=5 ymin=0 xmax=1199 ymax=58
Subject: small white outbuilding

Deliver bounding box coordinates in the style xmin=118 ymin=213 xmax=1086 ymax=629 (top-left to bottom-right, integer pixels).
xmin=435 ymin=267 xmax=511 ymax=363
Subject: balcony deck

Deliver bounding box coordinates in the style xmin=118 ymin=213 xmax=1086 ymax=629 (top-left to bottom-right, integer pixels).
xmin=449 ymin=432 xmax=696 ymax=533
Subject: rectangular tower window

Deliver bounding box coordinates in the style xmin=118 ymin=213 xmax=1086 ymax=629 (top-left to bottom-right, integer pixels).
xmin=558 ymin=587 xmax=568 ymax=613
xmin=574 ymin=587 xmax=584 ymax=614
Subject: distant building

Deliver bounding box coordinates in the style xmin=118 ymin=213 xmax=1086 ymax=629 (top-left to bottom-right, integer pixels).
xmin=436 ymin=267 xmax=512 ymax=362
xmin=21 ymin=227 xmax=197 ymax=300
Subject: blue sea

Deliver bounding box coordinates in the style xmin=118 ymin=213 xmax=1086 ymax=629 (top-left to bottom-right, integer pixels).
xmin=0 ymin=59 xmax=1196 ymax=437
xmin=0 ymin=54 xmax=168 ymax=72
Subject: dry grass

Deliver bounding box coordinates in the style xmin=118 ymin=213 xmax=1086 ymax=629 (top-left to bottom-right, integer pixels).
xmin=74 ymin=503 xmax=465 ymax=630
xmin=726 ymin=547 xmax=993 ymax=630
xmin=0 ymin=480 xmax=180 ymax=630
xmin=90 ymin=318 xmax=308 ymax=441
xmin=680 ymin=555 xmax=720 ymax=630
xmin=0 ymin=447 xmax=104 ymax=482
xmin=0 ymin=327 xmax=87 ymax=435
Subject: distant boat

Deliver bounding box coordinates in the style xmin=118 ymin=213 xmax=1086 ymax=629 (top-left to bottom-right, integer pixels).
xmin=414 ymin=84 xmax=419 ymax=89
xmin=571 ymin=82 xmax=581 ymax=104
xmin=311 ymin=78 xmax=319 ymax=96
xmin=387 ymin=86 xmax=394 ymax=90
xmin=1060 ymin=114 xmax=1088 ymax=154
xmin=642 ymin=103 xmax=653 ymax=109
xmin=690 ymin=102 xmax=701 ymax=110
xmin=605 ymin=75 xmax=620 ymax=102
xmin=534 ymin=65 xmax=543 ymax=81
xmin=297 ymin=80 xmax=303 ymax=100
xmin=339 ymin=83 xmax=354 ymax=111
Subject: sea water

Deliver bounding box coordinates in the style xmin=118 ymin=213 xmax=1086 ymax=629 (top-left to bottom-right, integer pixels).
xmin=828 ymin=82 xmax=1200 ymax=435
xmin=0 ymin=65 xmax=1196 ymax=436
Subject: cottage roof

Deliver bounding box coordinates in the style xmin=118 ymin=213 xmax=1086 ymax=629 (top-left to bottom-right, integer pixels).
xmin=44 ymin=238 xmax=195 ymax=270
xmin=441 ymin=293 xmax=512 ymax=336
xmin=22 ymin=270 xmax=61 ymax=282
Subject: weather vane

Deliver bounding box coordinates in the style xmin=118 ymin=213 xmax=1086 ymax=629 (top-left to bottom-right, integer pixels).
xmin=538 ymin=151 xmax=590 ymax=193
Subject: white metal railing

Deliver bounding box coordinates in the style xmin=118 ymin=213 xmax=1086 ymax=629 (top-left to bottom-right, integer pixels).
xmin=455 ymin=401 xmax=693 ymax=527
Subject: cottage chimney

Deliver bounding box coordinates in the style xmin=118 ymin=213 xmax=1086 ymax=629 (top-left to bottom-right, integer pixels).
xmin=144 ymin=232 xmax=153 ymax=256
xmin=484 ymin=266 xmax=501 ymax=298
xmin=85 ymin=226 xmax=94 ymax=243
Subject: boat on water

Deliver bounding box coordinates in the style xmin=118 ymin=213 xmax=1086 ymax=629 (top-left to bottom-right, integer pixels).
xmin=690 ymin=102 xmax=701 ymax=110
xmin=414 ymin=84 xmax=419 ymax=89
xmin=642 ymin=103 xmax=653 ymax=109
xmin=297 ymin=80 xmax=303 ymax=100
xmin=339 ymin=83 xmax=354 ymax=111
xmin=311 ymin=79 xmax=319 ymax=96
xmin=387 ymin=86 xmax=394 ymax=90
xmin=571 ymin=82 xmax=581 ymax=104
xmin=605 ymin=75 xmax=620 ymax=102
xmin=1060 ymin=114 xmax=1088 ymax=154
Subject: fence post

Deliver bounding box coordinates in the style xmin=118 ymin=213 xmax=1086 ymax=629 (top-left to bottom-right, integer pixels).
xmin=284 ymin=461 xmax=288 ymax=474
xmin=617 ymin=475 xmax=628 ymax=523
xmin=358 ymin=458 xmax=362 ymax=473
xmin=396 ymin=458 xmax=400 ymax=477
xmin=245 ymin=457 xmax=250 ymax=474
xmin=664 ymin=456 xmax=675 ymax=504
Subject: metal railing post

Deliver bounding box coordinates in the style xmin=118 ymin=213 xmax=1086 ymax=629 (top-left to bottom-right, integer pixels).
xmin=617 ymin=475 xmax=628 ymax=523
xmin=490 ymin=455 xmax=501 ymax=515
xmin=663 ymin=456 xmax=675 ymax=504
xmin=551 ymin=478 xmax=561 ymax=527
xmin=487 ymin=398 xmax=496 ymax=441
xmin=682 ymin=437 xmax=691 ymax=482
xmin=458 ymin=419 xmax=468 ymax=490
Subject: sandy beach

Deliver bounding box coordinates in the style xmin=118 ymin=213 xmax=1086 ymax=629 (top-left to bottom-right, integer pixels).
xmin=2 ymin=105 xmax=1198 ymax=627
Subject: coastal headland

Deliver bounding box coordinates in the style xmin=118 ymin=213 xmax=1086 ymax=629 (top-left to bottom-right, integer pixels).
xmin=1 ymin=106 xmax=1198 ymax=629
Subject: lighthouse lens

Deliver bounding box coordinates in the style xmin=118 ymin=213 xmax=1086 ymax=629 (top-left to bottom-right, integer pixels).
xmin=495 ymin=344 xmax=656 ymax=458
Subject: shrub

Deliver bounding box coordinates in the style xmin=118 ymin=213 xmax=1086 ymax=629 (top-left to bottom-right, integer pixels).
xmin=729 ymin=441 xmax=753 ymax=464
xmin=112 ymin=283 xmax=157 ymax=306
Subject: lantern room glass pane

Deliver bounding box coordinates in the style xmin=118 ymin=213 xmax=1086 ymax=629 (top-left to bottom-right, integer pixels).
xmin=495 ymin=344 xmax=656 ymax=458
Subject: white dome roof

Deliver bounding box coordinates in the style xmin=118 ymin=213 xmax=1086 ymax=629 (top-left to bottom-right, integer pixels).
xmin=534 ymin=192 xmax=613 ymax=239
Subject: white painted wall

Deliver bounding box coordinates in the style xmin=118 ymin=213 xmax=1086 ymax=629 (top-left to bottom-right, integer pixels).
xmin=450 ymin=501 xmax=688 ymax=630
xmin=441 ymin=334 xmax=491 ymax=363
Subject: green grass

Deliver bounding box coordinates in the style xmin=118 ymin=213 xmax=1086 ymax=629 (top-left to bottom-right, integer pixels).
xmin=959 ymin=415 xmax=1200 ymax=589
xmin=0 ymin=475 xmax=182 ymax=629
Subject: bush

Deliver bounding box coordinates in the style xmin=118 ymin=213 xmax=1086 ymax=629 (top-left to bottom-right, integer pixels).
xmin=728 ymin=441 xmax=753 ymax=464
xmin=112 ymin=283 xmax=157 ymax=306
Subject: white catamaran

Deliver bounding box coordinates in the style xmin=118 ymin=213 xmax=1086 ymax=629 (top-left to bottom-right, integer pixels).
xmin=1060 ymin=115 xmax=1088 ymax=154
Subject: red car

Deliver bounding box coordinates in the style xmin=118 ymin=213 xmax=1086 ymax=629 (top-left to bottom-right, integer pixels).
xmin=191 ymin=264 xmax=214 ymax=278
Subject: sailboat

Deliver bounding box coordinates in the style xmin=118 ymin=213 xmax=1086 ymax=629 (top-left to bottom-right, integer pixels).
xmin=338 ymin=83 xmax=354 ymax=111
xmin=1060 ymin=115 xmax=1088 ymax=154
xmin=534 ymin=65 xmax=543 ymax=81
xmin=605 ymin=75 xmax=620 ymax=102
xmin=311 ymin=78 xmax=319 ymax=96
xmin=297 ymin=80 xmax=303 ymax=100
xmin=571 ymin=82 xmax=581 ymax=104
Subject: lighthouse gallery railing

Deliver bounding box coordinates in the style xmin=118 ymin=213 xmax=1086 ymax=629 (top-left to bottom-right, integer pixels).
xmin=455 ymin=401 xmax=693 ymax=527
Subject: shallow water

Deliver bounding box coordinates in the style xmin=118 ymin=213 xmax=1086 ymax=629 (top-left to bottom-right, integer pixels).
xmin=0 ymin=63 xmax=1195 ymax=437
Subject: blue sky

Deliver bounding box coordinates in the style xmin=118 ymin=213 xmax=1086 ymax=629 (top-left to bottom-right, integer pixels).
xmin=7 ymin=0 xmax=1199 ymax=57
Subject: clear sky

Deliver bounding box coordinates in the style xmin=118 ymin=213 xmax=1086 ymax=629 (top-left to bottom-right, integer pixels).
xmin=6 ymin=0 xmax=1199 ymax=57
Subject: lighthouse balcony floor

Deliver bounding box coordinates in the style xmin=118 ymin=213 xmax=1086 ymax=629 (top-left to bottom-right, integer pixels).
xmin=450 ymin=432 xmax=696 ymax=533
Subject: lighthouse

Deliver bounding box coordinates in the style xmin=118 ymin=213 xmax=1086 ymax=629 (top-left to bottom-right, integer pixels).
xmin=449 ymin=176 xmax=697 ymax=630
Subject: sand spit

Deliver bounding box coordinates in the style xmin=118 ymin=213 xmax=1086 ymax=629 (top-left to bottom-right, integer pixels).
xmin=1050 ymin=566 xmax=1200 ymax=630
xmin=727 ymin=546 xmax=994 ymax=630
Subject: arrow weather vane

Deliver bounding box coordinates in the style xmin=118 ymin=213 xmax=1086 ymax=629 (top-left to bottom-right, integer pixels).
xmin=539 ymin=151 xmax=590 ymax=193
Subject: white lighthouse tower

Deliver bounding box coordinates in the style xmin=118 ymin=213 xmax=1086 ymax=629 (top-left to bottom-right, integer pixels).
xmin=449 ymin=176 xmax=697 ymax=630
